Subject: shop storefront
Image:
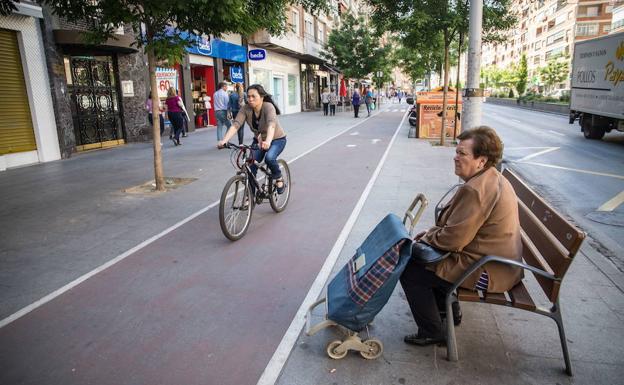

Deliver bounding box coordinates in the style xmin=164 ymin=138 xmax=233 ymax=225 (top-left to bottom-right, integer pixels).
xmin=181 ymin=34 xmax=247 ymax=129
xmin=1 ymin=6 xmax=60 ymax=171
xmin=248 ymin=46 xmax=301 ymax=115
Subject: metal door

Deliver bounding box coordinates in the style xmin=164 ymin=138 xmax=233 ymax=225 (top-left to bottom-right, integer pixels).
xmin=67 ymin=56 xmax=123 ymax=147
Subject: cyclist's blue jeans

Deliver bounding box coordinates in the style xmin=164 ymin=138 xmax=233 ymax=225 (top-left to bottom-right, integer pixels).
xmin=251 ymin=137 xmax=287 ymax=180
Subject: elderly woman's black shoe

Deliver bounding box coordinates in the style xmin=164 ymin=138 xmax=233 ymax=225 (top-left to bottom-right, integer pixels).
xmin=404 ymin=332 xmax=446 ymax=346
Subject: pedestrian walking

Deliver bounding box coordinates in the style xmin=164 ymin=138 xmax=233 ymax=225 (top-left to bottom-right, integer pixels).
xmin=398 ymin=90 xmax=403 ymax=104
xmin=321 ymin=88 xmax=330 ymax=116
xmin=213 ymin=81 xmax=231 ymax=141
xmin=165 ymin=87 xmax=190 ymax=146
xmin=329 ymin=88 xmax=337 ymax=116
xmin=145 ymin=92 xmax=165 ymax=145
xmin=352 ymin=89 xmax=361 ymax=118
xmin=365 ymin=86 xmax=374 ymax=117
xmin=228 ymin=83 xmax=246 ymax=145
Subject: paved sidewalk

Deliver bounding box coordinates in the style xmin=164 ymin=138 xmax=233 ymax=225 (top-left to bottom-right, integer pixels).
xmin=274 ymin=115 xmax=624 ymax=384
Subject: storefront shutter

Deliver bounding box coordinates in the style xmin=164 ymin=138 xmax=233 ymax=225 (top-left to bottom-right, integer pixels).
xmin=0 ymin=29 xmax=36 ymax=155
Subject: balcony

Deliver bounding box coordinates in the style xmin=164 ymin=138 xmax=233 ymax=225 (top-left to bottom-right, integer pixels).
xmin=303 ymin=36 xmax=323 ymax=59
xmin=249 ymin=29 xmax=304 ymax=56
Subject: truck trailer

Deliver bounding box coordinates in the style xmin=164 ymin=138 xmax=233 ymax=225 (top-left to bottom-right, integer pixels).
xmin=569 ymin=32 xmax=624 ymax=140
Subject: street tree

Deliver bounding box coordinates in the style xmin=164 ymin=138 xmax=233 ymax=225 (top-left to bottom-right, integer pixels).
xmin=321 ymin=14 xmax=392 ymax=86
xmin=540 ymin=54 xmax=570 ymax=92
xmin=41 ymin=0 xmax=328 ymax=191
xmin=515 ymin=54 xmax=528 ymax=96
xmin=369 ymin=0 xmax=515 ymax=144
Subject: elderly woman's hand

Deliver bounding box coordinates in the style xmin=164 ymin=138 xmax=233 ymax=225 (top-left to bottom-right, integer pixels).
xmin=413 ymin=231 xmax=426 ymax=241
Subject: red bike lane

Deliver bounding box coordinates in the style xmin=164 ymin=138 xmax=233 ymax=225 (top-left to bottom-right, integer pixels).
xmin=0 ymin=111 xmax=404 ymax=385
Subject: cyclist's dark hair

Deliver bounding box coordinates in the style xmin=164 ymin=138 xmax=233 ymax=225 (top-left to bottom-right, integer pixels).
xmin=247 ymin=84 xmax=281 ymax=115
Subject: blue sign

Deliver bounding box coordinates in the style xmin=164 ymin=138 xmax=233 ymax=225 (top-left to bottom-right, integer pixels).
xmin=230 ymin=66 xmax=244 ymax=83
xmin=248 ymin=49 xmax=266 ymax=61
xmin=172 ymin=29 xmax=247 ymax=62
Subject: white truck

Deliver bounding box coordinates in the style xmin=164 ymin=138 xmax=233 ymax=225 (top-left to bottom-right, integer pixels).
xmin=569 ymin=32 xmax=624 ymax=139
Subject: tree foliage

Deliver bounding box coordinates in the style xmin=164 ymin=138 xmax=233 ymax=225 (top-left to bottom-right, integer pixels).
xmin=539 ymin=54 xmax=570 ymax=89
xmin=515 ymin=54 xmax=528 ymax=96
xmin=321 ymin=14 xmax=392 ymax=81
xmin=368 ymin=0 xmax=515 ymax=144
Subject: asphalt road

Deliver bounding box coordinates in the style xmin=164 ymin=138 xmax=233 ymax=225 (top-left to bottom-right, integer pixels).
xmin=482 ymin=102 xmax=624 ymax=270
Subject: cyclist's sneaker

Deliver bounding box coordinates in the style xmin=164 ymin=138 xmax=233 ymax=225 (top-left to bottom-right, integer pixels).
xmin=276 ymin=181 xmax=286 ymax=194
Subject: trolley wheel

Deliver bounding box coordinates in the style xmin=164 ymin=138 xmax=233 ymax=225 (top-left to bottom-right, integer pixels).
xmin=360 ymin=339 xmax=383 ymax=360
xmin=269 ymin=159 xmax=291 ymax=213
xmin=219 ymin=175 xmax=253 ymax=241
xmin=326 ymin=340 xmax=348 ymax=360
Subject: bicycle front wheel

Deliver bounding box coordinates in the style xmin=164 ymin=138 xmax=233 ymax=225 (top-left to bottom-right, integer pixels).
xmin=269 ymin=159 xmax=291 ymax=213
xmin=219 ymin=175 xmax=253 ymax=241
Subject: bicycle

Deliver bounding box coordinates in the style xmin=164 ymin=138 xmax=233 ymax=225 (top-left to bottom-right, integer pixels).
xmin=218 ymin=142 xmax=291 ymax=241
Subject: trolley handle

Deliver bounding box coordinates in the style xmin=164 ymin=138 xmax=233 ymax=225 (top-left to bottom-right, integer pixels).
xmin=403 ymin=193 xmax=428 ymax=237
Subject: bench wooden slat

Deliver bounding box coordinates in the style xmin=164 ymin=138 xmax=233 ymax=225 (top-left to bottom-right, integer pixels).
xmin=484 ymin=292 xmax=508 ymax=305
xmin=521 ymin=233 xmax=556 ymax=300
xmin=503 ymin=168 xmax=585 ymax=256
xmin=518 ymin=201 xmax=572 ymax=278
xmin=457 ymin=288 xmax=481 ymax=303
xmin=508 ymin=282 xmax=536 ymax=311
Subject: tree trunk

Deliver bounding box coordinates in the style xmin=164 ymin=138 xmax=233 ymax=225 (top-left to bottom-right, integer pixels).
xmin=440 ymin=31 xmax=450 ymax=146
xmin=146 ymin=39 xmax=165 ymax=191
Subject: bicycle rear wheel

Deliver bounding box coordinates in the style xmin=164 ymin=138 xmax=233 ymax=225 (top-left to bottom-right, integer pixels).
xmin=269 ymin=159 xmax=291 ymax=213
xmin=219 ymin=175 xmax=253 ymax=241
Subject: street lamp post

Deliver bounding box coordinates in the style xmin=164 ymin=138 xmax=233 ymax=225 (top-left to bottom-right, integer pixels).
xmin=462 ymin=0 xmax=483 ymax=131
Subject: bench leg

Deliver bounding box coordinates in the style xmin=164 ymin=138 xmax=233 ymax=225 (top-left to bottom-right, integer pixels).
xmin=446 ymin=293 xmax=458 ymax=361
xmin=552 ymin=300 xmax=573 ymax=376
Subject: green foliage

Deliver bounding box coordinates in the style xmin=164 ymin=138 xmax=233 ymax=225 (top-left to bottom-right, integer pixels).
xmin=321 ymin=14 xmax=392 ymax=81
xmin=515 ymin=54 xmax=528 ymax=96
xmin=539 ymin=54 xmax=570 ymax=89
xmin=41 ymin=0 xmax=330 ymax=64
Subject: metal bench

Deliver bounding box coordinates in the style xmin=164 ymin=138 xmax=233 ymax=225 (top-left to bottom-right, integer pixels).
xmin=444 ymin=168 xmax=586 ymax=376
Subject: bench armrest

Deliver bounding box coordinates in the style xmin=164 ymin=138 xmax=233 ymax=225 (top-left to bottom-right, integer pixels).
xmin=447 ymin=255 xmax=558 ymax=295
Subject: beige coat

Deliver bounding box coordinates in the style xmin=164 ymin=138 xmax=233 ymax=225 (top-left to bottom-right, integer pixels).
xmin=422 ymin=167 xmax=523 ymax=293
xmin=231 ymin=102 xmax=286 ymax=141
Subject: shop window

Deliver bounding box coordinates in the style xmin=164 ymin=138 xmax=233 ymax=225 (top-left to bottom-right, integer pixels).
xmin=253 ymin=68 xmax=271 ymax=90
xmin=288 ymin=74 xmax=297 ymax=106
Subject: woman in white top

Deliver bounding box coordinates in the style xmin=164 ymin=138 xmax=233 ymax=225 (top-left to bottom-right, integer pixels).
xmin=321 ymin=88 xmax=330 ymax=116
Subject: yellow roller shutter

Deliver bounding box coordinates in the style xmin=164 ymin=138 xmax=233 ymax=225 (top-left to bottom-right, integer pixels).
xmin=0 ymin=29 xmax=36 ymax=155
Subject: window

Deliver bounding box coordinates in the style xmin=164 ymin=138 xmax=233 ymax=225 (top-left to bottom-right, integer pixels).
xmin=545 ymin=46 xmax=564 ymax=60
xmin=535 ymin=40 xmax=542 ymax=49
xmin=586 ymin=6 xmax=599 ymax=17
xmin=555 ymin=14 xmax=566 ymax=26
xmin=603 ymin=24 xmax=611 ymax=33
xmin=606 ymin=6 xmax=613 ymax=14
xmin=304 ymin=16 xmax=314 ymax=38
xmin=317 ymin=22 xmax=325 ymax=44
xmin=291 ymin=9 xmax=300 ymax=35
xmin=252 ymin=68 xmax=271 ymax=90
xmin=288 ymin=74 xmax=298 ymax=106
xmin=576 ymin=23 xmax=598 ymax=36
xmin=533 ymin=55 xmax=541 ymax=65
xmin=546 ymin=30 xmax=564 ymax=45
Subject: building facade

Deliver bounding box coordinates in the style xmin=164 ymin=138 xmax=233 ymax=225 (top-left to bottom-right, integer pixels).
xmin=481 ymin=0 xmax=617 ymax=94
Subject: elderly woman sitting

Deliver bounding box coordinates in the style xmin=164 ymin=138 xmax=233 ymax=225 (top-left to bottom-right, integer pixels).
xmin=400 ymin=126 xmax=523 ymax=346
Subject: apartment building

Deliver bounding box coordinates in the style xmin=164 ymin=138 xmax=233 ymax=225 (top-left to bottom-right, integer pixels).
xmin=610 ymin=1 xmax=624 ymax=33
xmin=482 ymin=0 xmax=616 ymax=93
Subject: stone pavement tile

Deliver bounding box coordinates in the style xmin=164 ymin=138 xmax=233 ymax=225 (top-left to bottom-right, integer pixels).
xmin=513 ymin=355 xmax=622 ymax=385
xmin=596 ymin=285 xmax=624 ymax=320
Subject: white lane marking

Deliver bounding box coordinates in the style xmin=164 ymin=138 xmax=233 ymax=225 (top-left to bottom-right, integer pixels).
xmin=256 ymin=111 xmax=409 ymax=385
xmin=0 ymin=115 xmax=376 ymax=330
xmin=597 ymin=191 xmax=624 ymax=212
xmin=371 ymin=139 xmax=381 ymax=144
xmin=516 ymin=147 xmax=559 ymax=162
xmin=548 ymin=130 xmax=565 ymax=136
xmin=510 ymin=118 xmax=522 ymax=123
xmin=517 ymin=161 xmax=624 ymax=180
xmin=350 ymin=132 xmax=359 ymax=136
xmin=347 ymin=144 xmax=357 ymax=148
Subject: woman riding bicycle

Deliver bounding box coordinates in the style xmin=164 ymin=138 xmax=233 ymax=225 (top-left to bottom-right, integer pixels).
xmin=217 ymin=84 xmax=287 ymax=194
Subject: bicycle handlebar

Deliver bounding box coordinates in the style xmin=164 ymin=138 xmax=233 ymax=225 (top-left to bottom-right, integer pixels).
xmin=220 ymin=142 xmax=260 ymax=150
